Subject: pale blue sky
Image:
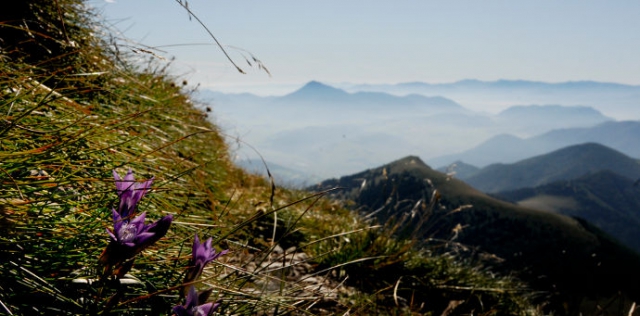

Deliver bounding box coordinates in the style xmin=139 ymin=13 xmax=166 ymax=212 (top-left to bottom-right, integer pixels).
xmin=90 ymin=1 xmax=640 ymax=95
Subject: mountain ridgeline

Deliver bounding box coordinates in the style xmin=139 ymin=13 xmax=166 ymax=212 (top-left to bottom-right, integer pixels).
xmin=311 ymin=156 xmax=640 ymax=306
xmin=345 ymin=79 xmax=640 ymax=120
xmin=280 ymin=81 xmax=463 ymax=112
xmin=461 ymin=142 xmax=640 ymax=193
xmin=430 ymin=120 xmax=640 ymax=168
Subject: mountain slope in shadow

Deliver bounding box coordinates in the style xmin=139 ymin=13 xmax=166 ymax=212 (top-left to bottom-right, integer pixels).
xmin=494 ymin=170 xmax=640 ymax=253
xmin=311 ymin=156 xmax=640 ymax=307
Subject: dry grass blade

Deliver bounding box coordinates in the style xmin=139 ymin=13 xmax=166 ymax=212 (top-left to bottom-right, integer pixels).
xmin=172 ymin=0 xmax=245 ymax=74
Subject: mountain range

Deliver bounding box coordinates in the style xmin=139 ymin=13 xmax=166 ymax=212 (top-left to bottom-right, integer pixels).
xmin=310 ymin=156 xmax=640 ymax=308
xmin=434 ymin=142 xmax=640 ymax=254
xmin=460 ymin=142 xmax=640 ymax=193
xmin=430 ymin=120 xmax=640 ymax=168
xmin=200 ymin=80 xmax=633 ymax=180
xmin=280 ymin=81 xmax=464 ymax=114
xmin=341 ymin=79 xmax=640 ymax=120
xmin=437 ymin=143 xmax=640 ymax=253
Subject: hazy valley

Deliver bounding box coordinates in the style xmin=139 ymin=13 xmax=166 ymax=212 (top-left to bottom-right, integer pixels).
xmin=201 ymin=79 xmax=639 ymax=181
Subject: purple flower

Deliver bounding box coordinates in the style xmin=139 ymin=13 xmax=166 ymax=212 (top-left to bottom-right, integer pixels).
xmin=113 ymin=169 xmax=154 ymax=218
xmin=173 ymin=285 xmax=220 ymax=316
xmin=184 ymin=234 xmax=228 ymax=283
xmin=107 ymin=210 xmax=171 ymax=249
xmin=100 ymin=210 xmax=173 ymax=277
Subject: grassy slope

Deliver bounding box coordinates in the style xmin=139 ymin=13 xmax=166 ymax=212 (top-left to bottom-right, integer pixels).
xmin=0 ymin=1 xmax=540 ymax=315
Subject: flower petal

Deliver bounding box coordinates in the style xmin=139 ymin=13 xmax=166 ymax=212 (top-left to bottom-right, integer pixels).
xmin=197 ymin=302 xmax=215 ymax=316
xmin=112 ymin=169 xmax=126 ymax=193
xmin=106 ymin=228 xmax=117 ymax=242
xmin=112 ymin=209 xmax=125 ymax=234
xmin=134 ymin=231 xmax=155 ymax=243
xmin=193 ymin=233 xmax=201 ymax=258
xmin=186 ymin=285 xmax=198 ymax=309
xmin=123 ymin=169 xmax=135 ymax=185
xmin=113 ymin=169 xmax=154 ymax=218
xmin=129 ymin=212 xmax=147 ymax=231
xmin=211 ymin=249 xmax=229 ymax=261
xmin=134 ymin=214 xmax=173 ymax=252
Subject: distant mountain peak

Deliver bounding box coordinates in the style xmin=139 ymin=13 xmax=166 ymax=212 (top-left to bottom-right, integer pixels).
xmin=301 ymin=80 xmax=328 ymax=89
xmin=298 ymin=81 xmax=345 ymax=93
xmin=283 ymin=80 xmax=349 ymax=100
xmin=389 ymin=155 xmax=428 ymax=168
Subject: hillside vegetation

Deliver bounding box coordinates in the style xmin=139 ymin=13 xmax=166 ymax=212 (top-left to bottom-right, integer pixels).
xmin=0 ymin=1 xmax=540 ymax=315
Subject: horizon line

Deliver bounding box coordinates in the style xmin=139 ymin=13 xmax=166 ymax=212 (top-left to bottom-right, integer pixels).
xmin=202 ymin=78 xmax=640 ymax=96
